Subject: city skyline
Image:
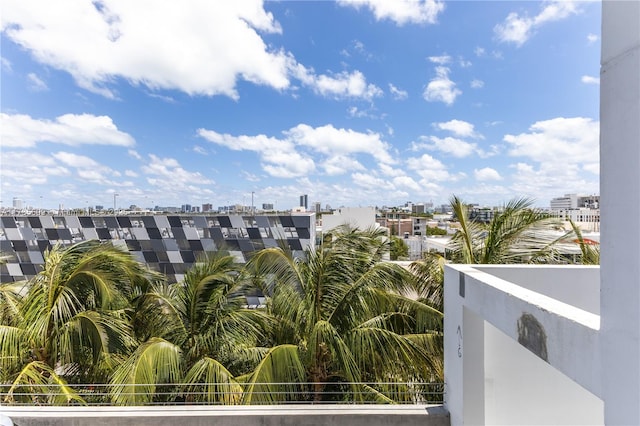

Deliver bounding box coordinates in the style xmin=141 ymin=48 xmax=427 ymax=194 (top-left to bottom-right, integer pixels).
xmin=1 ymin=1 xmax=600 ymax=209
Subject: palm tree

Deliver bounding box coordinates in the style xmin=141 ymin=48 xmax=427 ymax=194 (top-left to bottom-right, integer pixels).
xmin=109 ymin=251 xmax=268 ymax=405
xmin=567 ymin=219 xmax=600 ymax=265
xmin=244 ymin=226 xmax=443 ymax=403
xmin=410 ymin=195 xmax=568 ymax=311
xmin=448 ymin=195 xmax=563 ymax=264
xmin=0 ymin=240 xmax=155 ymax=404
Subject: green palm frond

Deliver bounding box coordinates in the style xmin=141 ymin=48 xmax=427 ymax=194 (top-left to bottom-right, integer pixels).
xmin=409 ymin=253 xmax=446 ymax=310
xmin=0 ymin=281 xmax=28 ymax=326
xmin=450 ymin=195 xmax=484 ymax=263
xmin=568 ymin=220 xmax=600 ymax=265
xmin=0 ymin=324 xmax=27 ymax=379
xmin=4 ymin=361 xmax=85 ymax=405
xmin=54 ymin=310 xmax=134 ymax=369
xmin=348 ymin=326 xmax=435 ymax=382
xmin=182 ymin=357 xmax=243 ymax=404
xmin=308 ymin=320 xmax=359 ymax=386
xmin=242 ymin=344 xmax=306 ymax=404
xmin=109 ymin=337 xmax=183 ymax=405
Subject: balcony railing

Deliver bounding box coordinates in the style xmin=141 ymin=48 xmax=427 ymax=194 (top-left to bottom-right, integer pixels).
xmin=0 ymin=382 xmax=445 ymax=406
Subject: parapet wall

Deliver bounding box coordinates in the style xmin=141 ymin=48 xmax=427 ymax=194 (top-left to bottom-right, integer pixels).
xmin=1 ymin=405 xmax=449 ymax=426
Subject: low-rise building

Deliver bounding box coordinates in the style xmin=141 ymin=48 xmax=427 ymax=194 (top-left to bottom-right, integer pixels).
xmin=0 ymin=213 xmax=316 ymax=284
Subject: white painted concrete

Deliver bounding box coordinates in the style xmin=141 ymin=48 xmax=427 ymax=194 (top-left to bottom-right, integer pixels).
xmin=444 ymin=265 xmax=603 ymax=425
xmin=474 ymin=265 xmax=600 ymax=315
xmin=484 ymin=321 xmax=603 ymax=425
xmin=445 ymin=2 xmax=640 ymax=424
xmin=600 ymin=1 xmax=640 ymax=424
xmin=0 ymin=405 xmax=450 ymax=426
xmin=321 ymin=207 xmax=377 ymax=232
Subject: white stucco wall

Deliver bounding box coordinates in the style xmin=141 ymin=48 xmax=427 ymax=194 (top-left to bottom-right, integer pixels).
xmin=474 ymin=265 xmax=600 ymax=314
xmin=484 ymin=320 xmax=603 ymax=425
xmin=321 ymin=207 xmax=377 ymax=232
xmin=444 ymin=265 xmax=603 ymax=425
xmin=600 ymin=1 xmax=640 ymax=424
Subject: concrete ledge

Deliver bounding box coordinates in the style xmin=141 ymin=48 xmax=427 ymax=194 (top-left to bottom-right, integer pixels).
xmin=2 ymin=404 xmax=449 ymax=426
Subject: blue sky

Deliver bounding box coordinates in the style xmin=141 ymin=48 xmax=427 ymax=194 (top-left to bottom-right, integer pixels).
xmin=1 ymin=0 xmax=600 ymax=211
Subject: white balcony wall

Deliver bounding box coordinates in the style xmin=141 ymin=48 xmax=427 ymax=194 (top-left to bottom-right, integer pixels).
xmin=444 ymin=265 xmax=603 ymax=425
xmin=484 ymin=320 xmax=603 ymax=425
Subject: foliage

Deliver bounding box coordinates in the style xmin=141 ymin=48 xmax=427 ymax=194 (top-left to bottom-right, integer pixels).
xmin=1 ymin=228 xmax=444 ymax=406
xmin=449 ymin=195 xmax=563 ymax=264
xmin=389 ymin=236 xmax=409 ymax=260
xmin=247 ymin=225 xmax=443 ymax=403
xmin=426 ymin=226 xmax=447 ymax=236
xmin=566 ymin=220 xmax=600 ymax=265
xmin=110 ymin=250 xmax=268 ymax=405
xmin=0 ymin=240 xmax=158 ymax=404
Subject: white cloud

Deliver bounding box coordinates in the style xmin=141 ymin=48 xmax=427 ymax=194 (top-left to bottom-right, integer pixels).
xmin=287 ymin=124 xmax=395 ymax=164
xmin=392 ymin=175 xmax=421 ymax=191
xmin=434 ymin=119 xmax=482 ymax=139
xmin=128 ymin=149 xmax=142 ymax=160
xmin=494 ymin=1 xmax=580 ymax=47
xmin=2 ymin=1 xmax=381 ymax=101
xmin=458 ymin=57 xmax=472 ymax=68
xmin=347 ymin=106 xmax=379 ymax=119
xmin=124 ymin=170 xmax=138 ymax=177
xmin=52 ymin=151 xmax=123 ymax=184
xmin=474 ymin=47 xmax=485 ymax=57
xmin=197 ymin=128 xmax=314 ymax=178
xmin=142 ymin=154 xmax=215 ymax=187
xmin=193 ymin=145 xmax=208 ymax=155
xmin=241 ymin=171 xmax=260 ymax=182
xmin=0 ymin=151 xmax=70 ymax=185
xmin=1 ymin=57 xmax=12 ymax=72
xmin=587 ymin=33 xmax=599 ymax=44
xmin=337 ymin=0 xmax=445 ymax=26
xmin=379 ymin=163 xmax=405 ymax=177
xmin=509 ymin=161 xmax=598 ymax=203
xmin=322 ymin=155 xmax=365 ymax=176
xmin=199 ymin=123 xmax=395 ymax=178
xmin=27 ymin=73 xmax=48 ymax=91
xmin=1 ymin=1 xmax=292 ymax=99
xmin=388 ymin=83 xmax=408 ymax=100
xmin=474 ymin=167 xmax=502 ymax=181
xmin=428 ymin=54 xmax=451 ymax=64
xmin=292 ymin=65 xmax=382 ymax=100
xmin=406 ymin=153 xmax=451 ymax=182
xmin=424 ymin=136 xmax=477 ymax=158
xmin=423 ymin=66 xmax=461 ymax=106
xmin=581 ymin=75 xmax=600 ymax=85
xmin=470 ymin=79 xmax=484 ymax=89
xmin=53 ymin=152 xmax=102 ymax=169
xmin=0 ymin=112 xmax=135 ymax=148
xmin=352 ymin=172 xmax=394 ymax=190
xmin=505 ymin=117 xmax=599 ymax=168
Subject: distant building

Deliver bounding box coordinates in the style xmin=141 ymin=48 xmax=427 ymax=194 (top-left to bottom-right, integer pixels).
xmin=262 ymin=203 xmax=274 ymax=210
xmin=550 ymin=194 xmax=600 ymax=210
xmin=412 ymin=204 xmax=426 ymax=215
xmin=0 ymin=213 xmax=316 ymax=284
xmin=181 ymin=204 xmax=192 ymax=213
xmin=314 ymin=202 xmax=321 ymax=214
xmin=12 ymin=198 xmax=23 ymax=209
xmin=322 ymin=207 xmax=378 ymax=233
xmin=202 ymin=203 xmax=213 ymax=212
xmin=299 ymin=194 xmax=308 ymax=211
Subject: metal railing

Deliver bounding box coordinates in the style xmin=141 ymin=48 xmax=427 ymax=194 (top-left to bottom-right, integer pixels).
xmin=0 ymin=382 xmax=445 ymax=406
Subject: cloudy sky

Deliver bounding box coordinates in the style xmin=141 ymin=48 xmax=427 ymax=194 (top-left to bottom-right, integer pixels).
xmin=1 ymin=0 xmax=600 ymax=210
